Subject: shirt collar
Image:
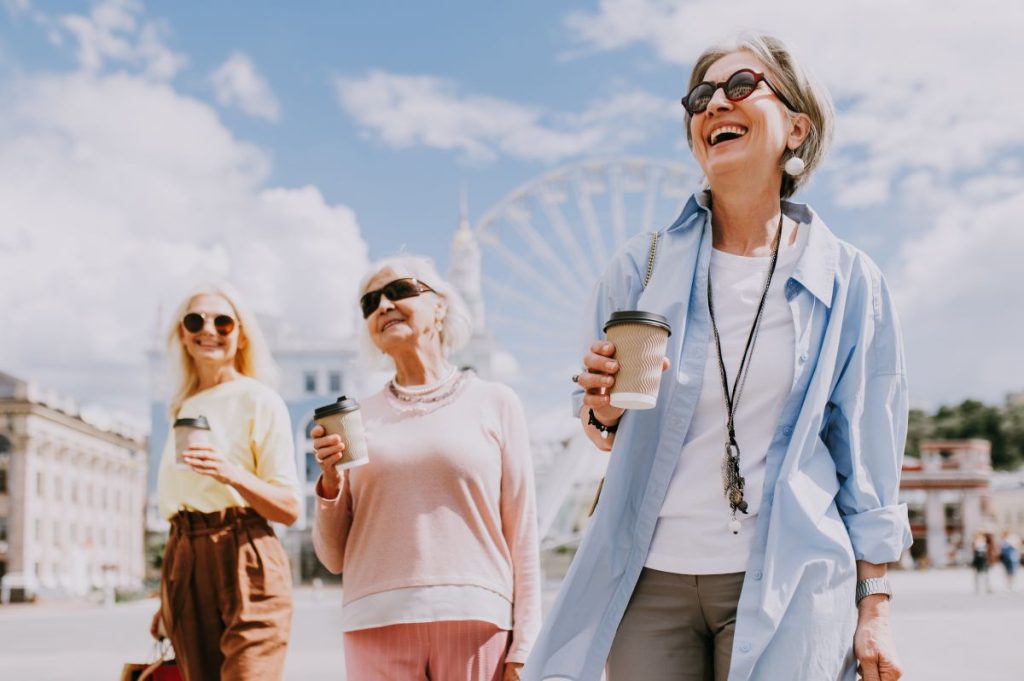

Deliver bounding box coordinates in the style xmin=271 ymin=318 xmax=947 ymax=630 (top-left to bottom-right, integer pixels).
xmin=671 ymin=191 xmax=837 ymax=308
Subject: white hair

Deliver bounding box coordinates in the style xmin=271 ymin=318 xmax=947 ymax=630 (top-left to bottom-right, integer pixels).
xmin=357 ymin=255 xmax=472 ymax=369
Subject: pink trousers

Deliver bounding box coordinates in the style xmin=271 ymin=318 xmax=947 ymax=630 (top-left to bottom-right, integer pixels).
xmin=344 ymin=620 xmax=510 ymax=681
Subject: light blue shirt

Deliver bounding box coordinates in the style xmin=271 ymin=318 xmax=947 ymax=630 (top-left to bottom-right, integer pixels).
xmin=523 ymin=193 xmax=912 ymax=681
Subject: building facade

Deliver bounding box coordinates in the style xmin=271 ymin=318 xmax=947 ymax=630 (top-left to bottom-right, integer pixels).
xmin=900 ymin=439 xmax=993 ymax=568
xmin=0 ymin=372 xmax=147 ymax=602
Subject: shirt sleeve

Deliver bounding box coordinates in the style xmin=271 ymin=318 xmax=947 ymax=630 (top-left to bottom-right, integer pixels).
xmin=251 ymin=390 xmax=302 ymax=504
xmin=498 ymin=387 xmax=542 ymax=665
xmin=570 ymin=236 xmax=646 ymax=419
xmin=312 ymin=473 xmax=352 ymax=575
xmin=824 ymin=262 xmax=913 ymax=564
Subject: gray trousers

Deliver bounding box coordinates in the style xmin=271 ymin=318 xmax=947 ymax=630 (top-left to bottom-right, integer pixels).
xmin=607 ymin=568 xmax=745 ymax=681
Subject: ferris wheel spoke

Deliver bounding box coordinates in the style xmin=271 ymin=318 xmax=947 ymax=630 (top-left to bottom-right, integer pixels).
xmin=609 ymin=166 xmax=629 ymax=251
xmin=536 ymin=189 xmax=598 ymax=283
xmin=484 ymin=238 xmax=575 ymax=305
xmin=573 ymin=176 xmax=610 ymax=267
xmin=509 ymin=217 xmax=589 ymax=300
xmin=641 ymin=166 xmax=664 ymax=235
xmin=483 ymin=276 xmax=578 ymax=321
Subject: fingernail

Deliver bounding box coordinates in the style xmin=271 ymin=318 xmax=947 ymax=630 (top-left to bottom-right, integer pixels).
xmin=605 ymin=361 xmax=616 ymax=370
xmin=603 ymin=343 xmax=612 ymax=352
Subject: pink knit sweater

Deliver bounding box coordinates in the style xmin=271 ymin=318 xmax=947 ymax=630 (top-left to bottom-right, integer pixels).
xmin=313 ymin=373 xmax=541 ymax=664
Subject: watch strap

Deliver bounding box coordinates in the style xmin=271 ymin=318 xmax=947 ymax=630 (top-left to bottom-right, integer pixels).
xmin=855 ymin=577 xmax=893 ymax=604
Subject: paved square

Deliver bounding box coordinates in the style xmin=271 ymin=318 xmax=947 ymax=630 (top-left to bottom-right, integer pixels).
xmin=0 ymin=568 xmax=1019 ymax=680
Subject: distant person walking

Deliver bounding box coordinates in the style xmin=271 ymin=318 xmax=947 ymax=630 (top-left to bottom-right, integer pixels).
xmin=998 ymin=532 xmax=1020 ymax=591
xmin=972 ymin=532 xmax=993 ymax=595
xmin=312 ymin=256 xmax=541 ymax=681
xmin=150 ymin=282 xmax=301 ymax=681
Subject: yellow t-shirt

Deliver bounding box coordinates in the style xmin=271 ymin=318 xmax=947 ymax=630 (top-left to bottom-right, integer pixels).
xmin=157 ymin=376 xmax=301 ymax=519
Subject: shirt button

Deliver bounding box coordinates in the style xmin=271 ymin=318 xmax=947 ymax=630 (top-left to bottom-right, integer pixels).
xmin=782 ymin=425 xmax=794 ymax=436
xmin=678 ymin=372 xmax=689 ymax=385
xmin=798 ymin=352 xmax=809 ymax=364
xmin=739 ymin=641 xmax=752 ymax=653
xmin=753 ymin=570 xmax=763 ymax=581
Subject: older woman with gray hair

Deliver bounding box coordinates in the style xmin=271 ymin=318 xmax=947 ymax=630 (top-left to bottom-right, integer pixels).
xmin=312 ymin=256 xmax=541 ymax=681
xmin=525 ymin=33 xmax=910 ymax=681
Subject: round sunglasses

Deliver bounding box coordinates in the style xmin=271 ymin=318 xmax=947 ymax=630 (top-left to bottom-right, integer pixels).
xmin=360 ymin=277 xmax=435 ymax=319
xmin=181 ymin=311 xmax=237 ymax=336
xmin=682 ymin=68 xmax=796 ymax=115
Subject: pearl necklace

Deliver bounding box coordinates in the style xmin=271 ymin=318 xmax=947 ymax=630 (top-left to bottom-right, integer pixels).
xmin=389 ymin=364 xmax=458 ymax=396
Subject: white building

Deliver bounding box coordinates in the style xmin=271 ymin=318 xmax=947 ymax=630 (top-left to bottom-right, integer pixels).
xmin=0 ymin=372 xmax=147 ymax=602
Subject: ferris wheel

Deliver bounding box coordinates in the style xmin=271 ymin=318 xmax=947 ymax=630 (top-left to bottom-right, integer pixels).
xmin=473 ymin=157 xmax=702 ymax=411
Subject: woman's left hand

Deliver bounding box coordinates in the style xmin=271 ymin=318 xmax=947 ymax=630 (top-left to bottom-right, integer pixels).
xmin=183 ymin=444 xmax=240 ymax=486
xmin=503 ymin=662 xmax=523 ymax=681
xmin=854 ymin=598 xmax=902 ymax=680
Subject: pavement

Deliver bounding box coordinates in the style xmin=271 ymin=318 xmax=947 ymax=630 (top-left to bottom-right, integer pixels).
xmin=0 ymin=567 xmax=1020 ymax=680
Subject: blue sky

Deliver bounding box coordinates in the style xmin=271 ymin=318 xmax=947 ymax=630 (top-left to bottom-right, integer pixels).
xmin=1 ymin=0 xmax=1022 ymax=418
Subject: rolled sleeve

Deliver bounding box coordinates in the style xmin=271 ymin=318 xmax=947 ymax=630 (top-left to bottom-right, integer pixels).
xmin=824 ymin=263 xmax=913 ymax=564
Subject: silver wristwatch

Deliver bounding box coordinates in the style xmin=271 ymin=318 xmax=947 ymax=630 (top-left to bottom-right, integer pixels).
xmin=855 ymin=578 xmax=893 ymax=605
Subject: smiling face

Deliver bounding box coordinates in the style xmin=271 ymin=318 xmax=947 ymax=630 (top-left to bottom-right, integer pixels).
xmin=363 ymin=266 xmax=445 ymax=357
xmin=689 ymin=51 xmax=808 ymax=190
xmin=180 ymin=294 xmax=243 ymax=368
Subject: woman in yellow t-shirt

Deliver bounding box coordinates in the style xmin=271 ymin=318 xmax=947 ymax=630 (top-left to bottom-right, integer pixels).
xmin=150 ymin=283 xmax=301 ymax=681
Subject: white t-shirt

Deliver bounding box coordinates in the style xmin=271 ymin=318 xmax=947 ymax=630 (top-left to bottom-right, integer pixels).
xmin=646 ymin=221 xmax=809 ymax=575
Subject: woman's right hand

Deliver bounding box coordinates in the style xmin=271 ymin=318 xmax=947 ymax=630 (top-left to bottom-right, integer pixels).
xmin=578 ymin=341 xmax=627 ymax=426
xmin=578 ymin=340 xmax=672 ymax=427
xmin=311 ymin=424 xmax=346 ymax=498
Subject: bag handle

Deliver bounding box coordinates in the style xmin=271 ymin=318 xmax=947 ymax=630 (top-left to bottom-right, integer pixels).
xmin=137 ymin=639 xmax=174 ymax=681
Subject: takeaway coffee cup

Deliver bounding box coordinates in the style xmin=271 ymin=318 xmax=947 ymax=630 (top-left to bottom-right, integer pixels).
xmin=604 ymin=310 xmax=672 ymax=410
xmin=173 ymin=415 xmax=211 ymax=470
xmin=313 ymin=396 xmax=369 ymax=472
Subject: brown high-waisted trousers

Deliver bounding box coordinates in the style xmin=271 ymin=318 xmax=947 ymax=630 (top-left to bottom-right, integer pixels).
xmin=160 ymin=507 xmax=293 ymax=681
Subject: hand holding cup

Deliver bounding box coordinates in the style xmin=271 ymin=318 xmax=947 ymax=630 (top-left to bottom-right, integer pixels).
xmin=311 ymin=424 xmax=346 ymax=498
xmin=579 ymin=340 xmax=672 ymax=424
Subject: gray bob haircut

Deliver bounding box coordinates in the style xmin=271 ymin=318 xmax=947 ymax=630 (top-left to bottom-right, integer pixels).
xmin=357 ymin=254 xmax=473 ymax=366
xmin=685 ymin=33 xmax=835 ymax=199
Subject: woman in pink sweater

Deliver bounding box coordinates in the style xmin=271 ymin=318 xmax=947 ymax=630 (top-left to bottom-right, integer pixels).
xmin=312 ymin=255 xmax=541 ymax=681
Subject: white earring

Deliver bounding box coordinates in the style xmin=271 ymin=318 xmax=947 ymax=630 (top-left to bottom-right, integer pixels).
xmin=784 ymin=155 xmax=806 ymax=176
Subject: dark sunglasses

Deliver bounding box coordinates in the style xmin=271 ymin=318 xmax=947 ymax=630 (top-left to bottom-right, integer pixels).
xmin=360 ymin=278 xmax=436 ymax=319
xmin=182 ymin=312 xmax=237 ymax=335
xmin=682 ymin=68 xmax=796 ymax=115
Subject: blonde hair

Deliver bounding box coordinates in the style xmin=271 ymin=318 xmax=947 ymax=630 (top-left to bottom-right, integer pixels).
xmin=685 ymin=32 xmax=835 ymax=199
xmin=357 ymin=255 xmax=472 ymax=369
xmin=166 ymin=282 xmax=277 ymax=417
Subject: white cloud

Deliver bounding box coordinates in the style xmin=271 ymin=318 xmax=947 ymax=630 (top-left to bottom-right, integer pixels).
xmin=565 ymin=0 xmax=1024 ymax=203
xmin=57 ymin=0 xmax=186 ymax=79
xmin=336 ymin=70 xmax=674 ymax=164
xmin=0 ymin=71 xmax=368 ymax=415
xmin=210 ymin=52 xmax=281 ymax=122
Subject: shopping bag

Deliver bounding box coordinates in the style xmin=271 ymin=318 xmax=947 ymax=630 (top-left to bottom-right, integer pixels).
xmin=120 ymin=640 xmax=182 ymax=681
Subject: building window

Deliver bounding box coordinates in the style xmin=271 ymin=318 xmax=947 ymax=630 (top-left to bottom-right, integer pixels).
xmin=0 ymin=517 xmax=7 ymax=542
xmin=54 ymin=476 xmax=61 ymax=501
xmin=71 ymin=482 xmax=78 ymax=504
xmin=101 ymin=488 xmax=107 ymax=511
xmin=34 ymin=518 xmax=41 ymax=542
xmin=36 ymin=472 xmax=44 ymax=498
xmin=86 ymin=484 xmax=93 ymax=507
xmin=304 ymin=371 xmax=318 ymax=394
xmin=328 ymin=371 xmax=342 ymax=393
xmin=0 ymin=434 xmax=10 ymax=453
xmin=70 ymin=523 xmax=76 ymax=542
xmin=53 ymin=521 xmax=60 ymax=547
xmin=0 ymin=468 xmax=6 ymax=494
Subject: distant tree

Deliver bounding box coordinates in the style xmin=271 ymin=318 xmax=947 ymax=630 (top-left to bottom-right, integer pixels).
xmin=1002 ymin=396 xmax=1024 ymax=469
xmin=932 ymin=399 xmax=1013 ymax=469
xmin=905 ymin=408 xmax=933 ymax=459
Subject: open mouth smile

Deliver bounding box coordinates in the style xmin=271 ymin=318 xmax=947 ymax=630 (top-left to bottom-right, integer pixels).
xmin=708 ymin=125 xmax=748 ymax=146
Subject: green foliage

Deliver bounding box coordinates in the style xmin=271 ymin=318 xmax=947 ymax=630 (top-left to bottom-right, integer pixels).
xmin=908 ymin=396 xmax=1024 ymax=470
